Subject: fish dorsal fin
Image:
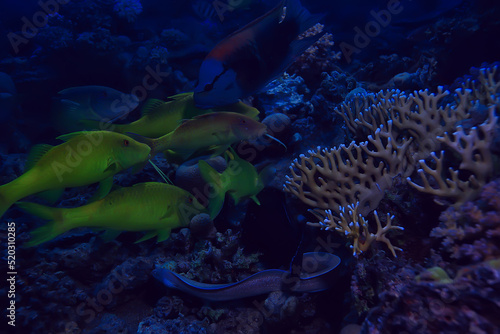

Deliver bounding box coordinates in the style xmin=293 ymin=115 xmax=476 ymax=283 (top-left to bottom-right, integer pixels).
xmin=56 ymin=131 xmax=86 ymax=142
xmin=25 ymin=144 xmax=53 ymax=171
xmin=141 ymin=99 xmax=165 ymax=117
xmin=167 ymin=92 xmax=193 ymax=100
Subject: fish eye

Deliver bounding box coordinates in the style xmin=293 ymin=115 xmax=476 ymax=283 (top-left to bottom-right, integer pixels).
xmin=204 ymin=83 xmax=214 ymax=92
xmin=123 ymin=139 xmax=130 ymax=147
xmin=240 ymin=118 xmax=247 ymax=124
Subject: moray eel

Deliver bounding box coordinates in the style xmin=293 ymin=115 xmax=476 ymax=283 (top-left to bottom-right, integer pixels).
xmin=152 ymin=252 xmax=341 ymax=301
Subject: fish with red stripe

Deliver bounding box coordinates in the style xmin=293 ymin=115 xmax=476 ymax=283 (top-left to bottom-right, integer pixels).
xmin=194 ymin=0 xmax=323 ymax=108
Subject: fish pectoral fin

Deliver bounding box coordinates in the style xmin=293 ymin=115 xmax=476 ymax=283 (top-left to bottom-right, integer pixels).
xmin=88 ymin=177 xmax=114 ymax=202
xmin=26 ymin=144 xmax=54 ymax=171
xmin=100 ymin=229 xmax=122 ymax=242
xmin=159 ymin=206 xmax=174 ymax=220
xmin=36 ymin=188 xmax=65 ymax=205
xmin=208 ymin=144 xmax=230 ymax=157
xmin=156 ymin=228 xmax=172 ymax=242
xmin=135 ymin=231 xmax=158 ymax=243
xmin=141 ymin=99 xmax=165 ymax=116
xmin=103 ymin=160 xmax=119 ymax=173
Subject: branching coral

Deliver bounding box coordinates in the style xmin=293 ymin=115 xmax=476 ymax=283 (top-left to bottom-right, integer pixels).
xmin=284 ymin=120 xmax=410 ymax=217
xmin=308 ymin=202 xmax=403 ymax=257
xmin=335 ymin=87 xmax=472 ymax=165
xmin=462 ymin=64 xmax=500 ymax=105
xmin=285 ymin=65 xmax=498 ymax=257
xmin=407 ymin=105 xmax=498 ymax=206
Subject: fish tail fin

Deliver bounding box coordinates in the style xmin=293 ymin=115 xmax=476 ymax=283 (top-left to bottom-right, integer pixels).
xmin=125 ymin=132 xmax=169 ymax=157
xmin=16 ymin=202 xmax=67 ymax=247
xmin=285 ymin=0 xmax=324 ymax=33
xmin=0 ymin=181 xmax=26 ymax=219
xmin=198 ymin=160 xmax=226 ymax=219
xmin=0 ymin=186 xmax=13 ymax=219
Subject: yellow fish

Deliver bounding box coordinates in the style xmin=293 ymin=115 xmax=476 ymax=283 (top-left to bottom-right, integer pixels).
xmin=18 ymin=182 xmax=206 ymax=247
xmin=0 ymin=131 xmax=150 ymax=219
xmin=129 ymin=111 xmax=267 ymax=160
xmin=83 ymin=92 xmax=260 ymax=138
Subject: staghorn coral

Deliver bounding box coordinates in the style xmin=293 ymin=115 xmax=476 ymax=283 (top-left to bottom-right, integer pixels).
xmin=461 ymin=64 xmax=500 ymax=106
xmin=284 ymin=79 xmax=495 ymax=257
xmin=284 ymin=120 xmax=410 ymax=217
xmin=335 ymin=87 xmax=472 ymax=165
xmin=407 ymin=105 xmax=498 ymax=206
xmin=308 ymin=202 xmax=403 ymax=257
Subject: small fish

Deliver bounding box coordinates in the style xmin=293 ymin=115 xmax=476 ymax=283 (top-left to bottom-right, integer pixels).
xmin=0 ymin=131 xmax=150 ymax=219
xmin=84 ymin=92 xmax=260 ymax=138
xmin=152 ymin=252 xmax=341 ymax=301
xmin=128 ymin=112 xmax=267 ymax=160
xmin=193 ymin=0 xmax=323 ymax=108
xmin=51 ymin=86 xmax=140 ymax=133
xmin=0 ymin=72 xmax=17 ymax=123
xmin=18 ymin=182 xmax=206 ymax=247
xmin=198 ymin=149 xmax=272 ymax=218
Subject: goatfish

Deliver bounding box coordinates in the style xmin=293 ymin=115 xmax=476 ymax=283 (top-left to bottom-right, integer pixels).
xmin=153 ymin=252 xmax=341 ymax=301
xmin=82 ymin=92 xmax=260 ymax=138
xmin=18 ymin=182 xmax=206 ymax=247
xmin=128 ymin=112 xmax=267 ymax=160
xmin=0 ymin=131 xmax=150 ymax=219
xmin=193 ymin=0 xmax=323 ymax=108
xmin=198 ymin=149 xmax=272 ymax=218
xmin=52 ymin=86 xmax=140 ymax=133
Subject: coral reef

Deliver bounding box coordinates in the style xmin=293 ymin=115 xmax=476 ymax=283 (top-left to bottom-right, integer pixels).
xmin=113 ymin=0 xmax=143 ymax=23
xmin=0 ymin=0 xmax=499 ymax=332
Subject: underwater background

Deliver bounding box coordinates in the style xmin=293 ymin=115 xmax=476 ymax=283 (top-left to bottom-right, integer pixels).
xmin=1 ymin=0 xmax=500 ymax=333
